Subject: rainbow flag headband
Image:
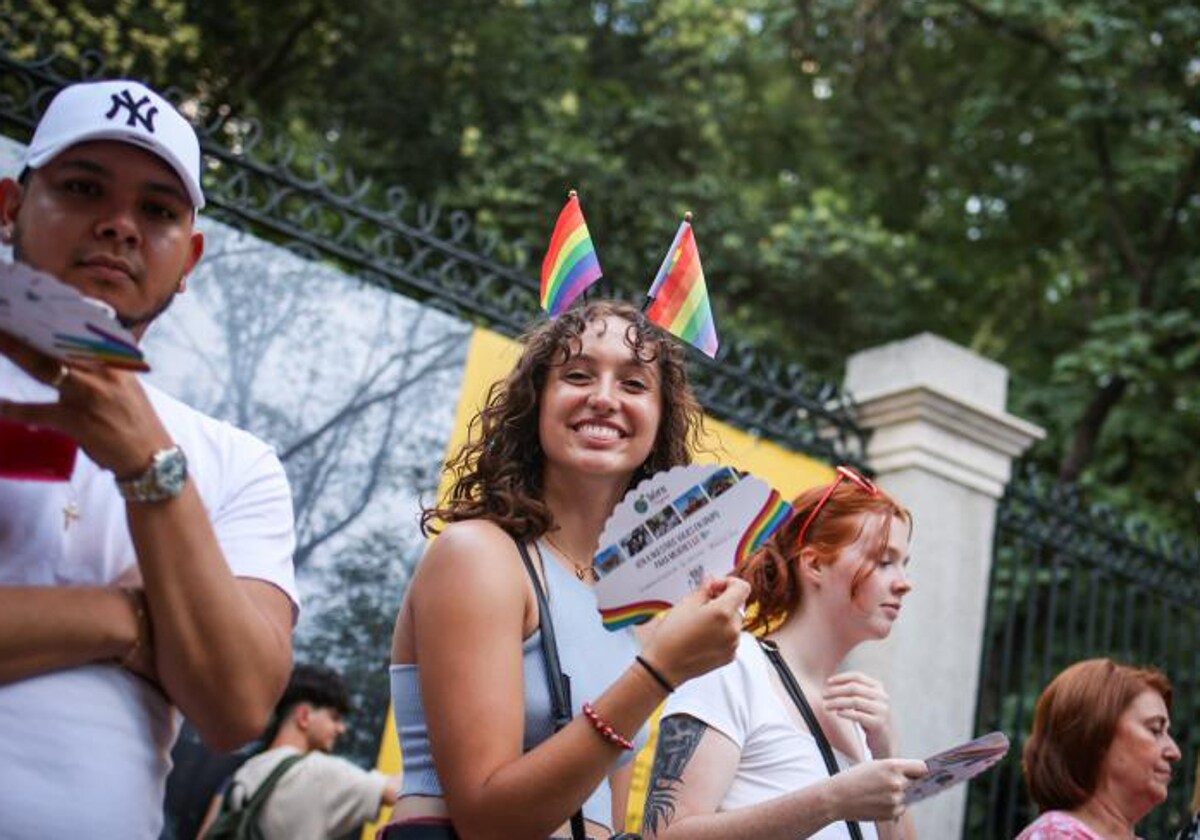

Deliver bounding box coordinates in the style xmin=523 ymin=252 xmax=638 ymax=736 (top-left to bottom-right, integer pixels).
xmin=540 ymin=193 xmax=720 ymax=359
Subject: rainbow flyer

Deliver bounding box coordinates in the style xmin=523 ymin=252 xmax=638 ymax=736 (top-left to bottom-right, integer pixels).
xmin=594 ymin=464 xmax=791 ymax=630
xmin=0 ymin=261 xmax=147 ymax=371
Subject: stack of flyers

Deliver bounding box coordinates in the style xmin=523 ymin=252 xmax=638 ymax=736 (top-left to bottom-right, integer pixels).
xmin=592 ymin=464 xmax=792 ymax=630
xmin=903 ymin=731 xmax=1010 ymax=805
xmin=0 ymin=261 xmax=147 ymax=371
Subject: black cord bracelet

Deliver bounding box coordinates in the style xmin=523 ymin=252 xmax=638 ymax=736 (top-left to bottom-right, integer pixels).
xmin=635 ymin=655 xmax=676 ymax=694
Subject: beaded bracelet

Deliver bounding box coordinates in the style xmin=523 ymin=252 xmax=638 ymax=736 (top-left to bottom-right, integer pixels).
xmin=581 ymin=702 xmax=634 ymax=751
xmin=635 ymin=654 xmax=675 ymax=694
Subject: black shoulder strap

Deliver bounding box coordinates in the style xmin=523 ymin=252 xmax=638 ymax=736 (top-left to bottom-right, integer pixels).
xmin=758 ymin=639 xmax=864 ymax=840
xmin=516 ymin=538 xmax=588 ymax=840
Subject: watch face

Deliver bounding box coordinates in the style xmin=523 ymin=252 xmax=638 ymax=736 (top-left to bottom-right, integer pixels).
xmin=117 ymin=446 xmax=188 ymax=502
xmin=156 ymin=448 xmax=187 ymax=495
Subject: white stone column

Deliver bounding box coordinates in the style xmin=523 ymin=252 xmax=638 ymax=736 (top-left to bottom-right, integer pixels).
xmin=841 ymin=333 xmax=1044 ymax=839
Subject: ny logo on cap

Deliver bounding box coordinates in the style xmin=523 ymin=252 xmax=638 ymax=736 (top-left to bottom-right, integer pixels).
xmin=105 ymin=89 xmax=158 ymax=133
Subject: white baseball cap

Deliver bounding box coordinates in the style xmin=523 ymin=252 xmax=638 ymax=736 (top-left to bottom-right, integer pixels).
xmin=23 ymin=79 xmax=205 ymax=209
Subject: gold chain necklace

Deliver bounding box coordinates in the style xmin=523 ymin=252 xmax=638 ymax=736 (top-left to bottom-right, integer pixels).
xmin=543 ymin=531 xmax=599 ymax=583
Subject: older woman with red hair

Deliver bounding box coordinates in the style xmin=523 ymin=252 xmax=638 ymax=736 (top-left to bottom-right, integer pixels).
xmin=1017 ymin=657 xmax=1182 ymax=839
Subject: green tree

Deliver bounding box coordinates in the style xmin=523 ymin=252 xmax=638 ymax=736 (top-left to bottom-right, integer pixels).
xmin=781 ymin=1 xmax=1199 ymax=530
xmin=6 ymin=0 xmax=1196 ymax=527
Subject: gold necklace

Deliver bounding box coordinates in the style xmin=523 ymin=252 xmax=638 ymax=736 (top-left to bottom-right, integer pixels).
xmin=543 ymin=531 xmax=599 ymax=583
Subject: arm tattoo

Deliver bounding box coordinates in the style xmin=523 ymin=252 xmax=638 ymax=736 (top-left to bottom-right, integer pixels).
xmin=642 ymin=714 xmax=708 ymax=836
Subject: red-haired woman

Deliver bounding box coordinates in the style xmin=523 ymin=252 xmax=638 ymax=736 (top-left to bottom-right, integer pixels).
xmin=383 ymin=301 xmax=749 ymax=840
xmin=643 ymin=467 xmax=927 ymax=840
xmin=1017 ymin=658 xmax=1181 ymax=839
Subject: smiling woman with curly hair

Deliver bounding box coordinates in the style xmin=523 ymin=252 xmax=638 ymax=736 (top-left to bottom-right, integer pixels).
xmin=423 ymin=300 xmax=703 ymax=541
xmin=383 ymin=299 xmax=749 ymax=840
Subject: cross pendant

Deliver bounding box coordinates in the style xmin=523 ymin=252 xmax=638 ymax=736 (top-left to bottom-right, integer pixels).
xmin=63 ymin=502 xmax=81 ymax=531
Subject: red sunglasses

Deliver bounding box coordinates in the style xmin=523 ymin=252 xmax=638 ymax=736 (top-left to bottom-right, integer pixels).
xmin=793 ymin=465 xmax=880 ymax=547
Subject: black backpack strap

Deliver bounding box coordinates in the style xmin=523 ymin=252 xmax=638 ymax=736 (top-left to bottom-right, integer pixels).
xmin=758 ymin=639 xmax=864 ymax=840
xmin=516 ymin=537 xmax=588 ymax=840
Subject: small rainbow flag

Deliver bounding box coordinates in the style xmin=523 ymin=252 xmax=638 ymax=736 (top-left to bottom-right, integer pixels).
xmin=540 ymin=191 xmax=603 ymax=316
xmin=645 ymin=215 xmax=719 ymax=358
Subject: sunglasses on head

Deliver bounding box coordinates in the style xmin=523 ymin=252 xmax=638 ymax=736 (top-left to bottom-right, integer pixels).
xmin=793 ymin=465 xmax=880 ymax=548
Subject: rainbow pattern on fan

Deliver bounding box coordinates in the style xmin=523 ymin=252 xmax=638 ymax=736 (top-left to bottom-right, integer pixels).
xmin=56 ymin=325 xmax=148 ymax=371
xmin=540 ymin=192 xmax=603 ymax=316
xmin=645 ymin=219 xmax=718 ymax=358
xmin=734 ymin=491 xmax=792 ymax=565
xmin=600 ymin=599 xmax=673 ymax=630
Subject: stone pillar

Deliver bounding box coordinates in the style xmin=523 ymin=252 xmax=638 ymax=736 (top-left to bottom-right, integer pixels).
xmin=842 ymin=333 xmax=1044 ymax=839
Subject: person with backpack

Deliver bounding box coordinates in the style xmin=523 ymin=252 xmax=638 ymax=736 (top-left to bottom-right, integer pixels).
xmin=200 ymin=664 xmax=400 ymax=840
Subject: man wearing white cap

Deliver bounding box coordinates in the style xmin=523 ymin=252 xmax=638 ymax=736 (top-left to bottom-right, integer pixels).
xmin=0 ymin=80 xmax=299 ymax=838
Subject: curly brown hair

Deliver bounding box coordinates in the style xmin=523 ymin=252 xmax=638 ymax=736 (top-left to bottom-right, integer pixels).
xmin=422 ymin=299 xmax=706 ymax=540
xmin=737 ymin=473 xmax=912 ymax=635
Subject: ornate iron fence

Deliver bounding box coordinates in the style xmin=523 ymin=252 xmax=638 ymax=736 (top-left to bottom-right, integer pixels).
xmin=966 ymin=468 xmax=1200 ymax=839
xmin=0 ymin=25 xmax=867 ymax=469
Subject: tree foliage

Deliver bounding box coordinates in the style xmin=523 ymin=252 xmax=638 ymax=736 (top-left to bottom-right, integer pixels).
xmin=6 ymin=0 xmax=1197 ymax=531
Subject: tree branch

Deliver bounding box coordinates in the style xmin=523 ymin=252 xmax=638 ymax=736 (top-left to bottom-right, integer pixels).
xmin=1088 ymin=120 xmax=1148 ymax=297
xmin=241 ymin=3 xmax=327 ymax=100
xmin=956 ymin=0 xmax=1065 ymax=59
xmin=1145 ymin=146 xmax=1200 ymax=298
xmin=1058 ymin=376 xmax=1128 ymax=482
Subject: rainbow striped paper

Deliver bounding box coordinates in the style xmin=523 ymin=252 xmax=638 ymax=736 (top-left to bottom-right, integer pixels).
xmin=645 ymin=217 xmax=719 ymax=358
xmin=540 ymin=192 xmax=602 ymax=316
xmin=0 ymin=260 xmax=149 ymax=371
xmin=57 ymin=324 xmax=148 ymax=371
xmin=599 ymin=600 xmax=674 ymax=632
xmin=734 ymin=491 xmax=793 ymax=566
xmin=593 ymin=465 xmax=792 ymax=632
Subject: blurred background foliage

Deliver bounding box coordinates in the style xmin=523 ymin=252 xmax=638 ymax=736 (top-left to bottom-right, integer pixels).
xmin=5 ymin=0 xmax=1198 ymax=533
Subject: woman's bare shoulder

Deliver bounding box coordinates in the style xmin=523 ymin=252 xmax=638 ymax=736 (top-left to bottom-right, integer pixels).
xmin=411 ymin=519 xmax=528 ymax=601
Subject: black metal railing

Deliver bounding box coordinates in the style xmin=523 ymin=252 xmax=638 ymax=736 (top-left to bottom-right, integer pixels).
xmin=966 ymin=467 xmax=1200 ymax=839
xmin=0 ymin=24 xmax=867 ymax=467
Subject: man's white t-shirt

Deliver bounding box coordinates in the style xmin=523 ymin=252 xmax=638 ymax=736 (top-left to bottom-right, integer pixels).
xmin=663 ymin=633 xmax=879 ymax=840
xmin=0 ymin=360 xmax=298 ymax=839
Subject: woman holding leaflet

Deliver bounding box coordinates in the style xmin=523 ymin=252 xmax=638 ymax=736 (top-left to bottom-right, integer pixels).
xmin=383 ymin=300 xmax=748 ymax=840
xmin=643 ymin=466 xmax=927 ymax=840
